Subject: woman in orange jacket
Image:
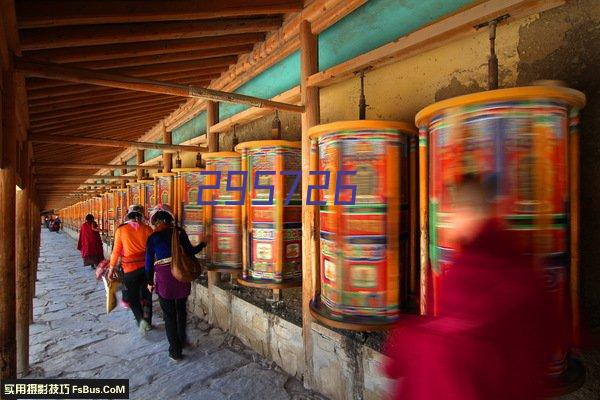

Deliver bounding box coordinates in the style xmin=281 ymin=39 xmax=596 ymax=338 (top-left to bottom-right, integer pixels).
xmin=109 ymin=205 xmax=154 ymax=334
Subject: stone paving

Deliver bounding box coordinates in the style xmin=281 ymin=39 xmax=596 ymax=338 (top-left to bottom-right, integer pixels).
xmin=27 ymin=229 xmax=326 ymax=400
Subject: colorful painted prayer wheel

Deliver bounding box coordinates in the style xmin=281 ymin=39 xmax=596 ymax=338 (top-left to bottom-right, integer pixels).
xmin=173 ymin=168 xmax=206 ymax=251
xmin=139 ymin=179 xmax=155 ymax=220
xmin=126 ymin=181 xmax=143 ymax=209
xmin=114 ymin=188 xmax=128 ymax=224
xmin=235 ymin=141 xmax=302 ymax=290
xmin=107 ymin=190 xmax=117 ymax=240
xmin=154 ymin=172 xmax=176 ymax=216
xmin=307 ymin=121 xmax=418 ymax=331
xmin=415 ymin=85 xmax=586 ymax=389
xmin=202 ymin=152 xmax=242 ymax=272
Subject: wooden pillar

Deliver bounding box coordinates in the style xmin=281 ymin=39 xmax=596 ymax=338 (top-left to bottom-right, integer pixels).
xmin=0 ymin=70 xmax=18 ymax=379
xmin=16 ymin=166 xmax=30 ymax=376
xmin=206 ymin=101 xmax=221 ymax=288
xmin=207 ymin=101 xmax=219 ymax=153
xmin=136 ymin=149 xmax=144 ymax=180
xmin=163 ymin=124 xmax=172 ymax=173
xmin=120 ymin=159 xmax=127 ymax=189
xmin=300 ymin=19 xmax=320 ymax=388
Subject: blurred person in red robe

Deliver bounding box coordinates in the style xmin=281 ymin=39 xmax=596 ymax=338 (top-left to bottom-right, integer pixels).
xmin=77 ymin=214 xmax=104 ymax=269
xmin=384 ymin=174 xmax=562 ymax=400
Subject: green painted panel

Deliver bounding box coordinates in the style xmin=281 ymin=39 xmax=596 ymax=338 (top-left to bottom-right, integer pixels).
xmin=126 ymin=157 xmax=136 ymax=166
xmin=172 ymin=111 xmax=207 ymax=144
xmin=318 ymin=0 xmax=474 ymax=70
xmin=219 ymin=51 xmax=301 ymax=121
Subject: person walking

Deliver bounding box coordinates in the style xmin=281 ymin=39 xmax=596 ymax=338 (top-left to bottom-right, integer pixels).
xmin=145 ymin=204 xmax=205 ymax=361
xmin=77 ymin=214 xmax=104 ymax=269
xmin=109 ymin=205 xmax=154 ymax=334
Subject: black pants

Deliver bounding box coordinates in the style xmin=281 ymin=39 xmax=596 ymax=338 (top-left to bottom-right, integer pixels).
xmin=122 ymin=268 xmax=152 ymax=325
xmin=158 ymin=296 xmax=187 ymax=357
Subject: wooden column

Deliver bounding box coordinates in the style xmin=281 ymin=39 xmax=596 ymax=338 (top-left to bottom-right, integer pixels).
xmin=120 ymin=159 xmax=127 ymax=189
xmin=300 ymin=19 xmax=319 ymax=388
xmin=206 ymin=101 xmax=221 ymax=288
xmin=162 ymin=124 xmax=172 ymax=173
xmin=136 ymin=149 xmax=144 ymax=180
xmin=0 ymin=71 xmax=18 ymax=379
xmin=16 ymin=166 xmax=30 ymax=376
xmin=207 ymin=101 xmax=219 ymax=153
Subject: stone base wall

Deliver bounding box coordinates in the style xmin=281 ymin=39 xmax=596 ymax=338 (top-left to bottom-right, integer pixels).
xmin=187 ymin=282 xmax=394 ymax=400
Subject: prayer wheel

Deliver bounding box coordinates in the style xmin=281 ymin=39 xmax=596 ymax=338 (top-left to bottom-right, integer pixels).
xmin=415 ymin=86 xmax=586 ymax=387
xmin=154 ymin=173 xmax=176 ymax=218
xmin=126 ymin=181 xmax=143 ymax=209
xmin=307 ymin=121 xmax=418 ymax=331
xmin=173 ymin=168 xmax=206 ymax=250
xmin=202 ymin=152 xmax=242 ymax=272
xmin=235 ymin=141 xmax=302 ymax=291
xmin=139 ymin=179 xmax=156 ymax=220
xmin=114 ymin=188 xmax=127 ymax=224
xmin=107 ymin=190 xmax=117 ymax=240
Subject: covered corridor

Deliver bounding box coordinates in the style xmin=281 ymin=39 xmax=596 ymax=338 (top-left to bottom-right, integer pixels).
xmin=27 ymin=229 xmax=321 ymax=400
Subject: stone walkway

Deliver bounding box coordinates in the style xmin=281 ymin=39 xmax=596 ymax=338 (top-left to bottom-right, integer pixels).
xmin=27 ymin=229 xmax=325 ymax=400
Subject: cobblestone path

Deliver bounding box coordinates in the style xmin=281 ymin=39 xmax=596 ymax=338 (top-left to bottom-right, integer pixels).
xmin=27 ymin=229 xmax=325 ymax=400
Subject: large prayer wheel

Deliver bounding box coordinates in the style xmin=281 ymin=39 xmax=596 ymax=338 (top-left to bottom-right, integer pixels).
xmin=202 ymin=152 xmax=242 ymax=272
xmin=415 ymin=86 xmax=586 ymax=388
xmin=174 ymin=168 xmax=206 ymax=250
xmin=114 ymin=188 xmax=127 ymax=224
xmin=139 ymin=179 xmax=155 ymax=220
xmin=235 ymin=141 xmax=302 ymax=289
xmin=307 ymin=121 xmax=418 ymax=331
xmin=126 ymin=181 xmax=143 ymax=208
xmin=154 ymin=172 xmax=176 ymax=216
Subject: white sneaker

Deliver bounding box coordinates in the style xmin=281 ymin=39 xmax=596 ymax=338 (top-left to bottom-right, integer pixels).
xmin=139 ymin=320 xmax=151 ymax=335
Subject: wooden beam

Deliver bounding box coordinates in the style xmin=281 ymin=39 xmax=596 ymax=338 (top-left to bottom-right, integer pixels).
xmin=30 ymin=98 xmax=184 ymax=126
xmin=207 ymin=101 xmax=219 ymax=153
xmin=16 ymin=184 xmax=30 ymax=376
xmin=26 ymin=56 xmax=237 ymax=91
xmin=30 ymin=94 xmax=179 ymax=118
xmin=23 ymin=33 xmax=265 ymax=63
xmin=300 ymin=19 xmax=319 ymax=389
xmin=136 ymin=149 xmax=144 ymax=180
xmin=16 ymin=57 xmax=305 ymax=113
xmin=29 ymin=133 xmax=207 ymax=152
xmin=17 ymin=0 xmax=302 ymax=28
xmin=32 ymin=162 xmax=158 ymax=170
xmin=307 ymin=0 xmax=566 ymax=88
xmin=70 ymin=44 xmax=254 ymax=70
xmin=29 ymin=100 xmax=184 ymax=128
xmin=32 ymin=111 xmax=179 ymax=135
xmin=29 ymin=91 xmax=165 ymax=113
xmin=163 ymin=125 xmax=172 ymax=172
xmin=20 ymin=17 xmax=283 ymax=51
xmin=210 ymin=86 xmax=300 ymax=134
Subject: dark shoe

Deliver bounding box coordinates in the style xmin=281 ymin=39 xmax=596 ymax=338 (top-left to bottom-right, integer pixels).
xmin=169 ymin=353 xmax=184 ymax=362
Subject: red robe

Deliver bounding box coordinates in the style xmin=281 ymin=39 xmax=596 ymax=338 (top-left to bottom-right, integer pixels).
xmin=77 ymin=221 xmax=104 ymax=260
xmin=384 ymin=220 xmax=560 ymax=400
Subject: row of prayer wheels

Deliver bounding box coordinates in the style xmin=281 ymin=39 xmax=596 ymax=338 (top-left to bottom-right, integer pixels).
xmin=61 ymin=86 xmax=585 ymax=344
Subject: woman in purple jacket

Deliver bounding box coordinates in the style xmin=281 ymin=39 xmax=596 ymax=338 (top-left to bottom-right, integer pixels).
xmin=145 ymin=204 xmax=205 ymax=361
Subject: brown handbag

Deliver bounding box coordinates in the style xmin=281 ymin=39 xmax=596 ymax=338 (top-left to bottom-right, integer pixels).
xmin=171 ymin=226 xmax=202 ymax=282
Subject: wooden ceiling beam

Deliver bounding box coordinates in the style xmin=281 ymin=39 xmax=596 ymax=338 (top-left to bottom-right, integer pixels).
xmin=30 ymin=92 xmax=170 ymax=115
xmin=36 ymin=118 xmax=162 ymax=137
xmin=21 ymin=33 xmax=265 ymax=63
xmin=29 ymin=101 xmax=185 ymax=128
xmin=20 ymin=17 xmax=283 ymax=51
xmin=33 ymin=162 xmax=157 ymax=170
xmin=17 ymin=0 xmax=302 ymax=28
xmin=27 ymin=73 xmax=218 ymax=101
xmin=16 ymin=57 xmax=305 ymax=112
xmin=26 ymin=56 xmax=237 ymax=90
xmin=28 ymin=76 xmax=213 ymax=109
xmin=70 ymin=44 xmax=254 ymax=70
xmin=31 ymin=107 xmax=182 ymax=133
xmin=35 ymin=174 xmax=132 ymax=181
xmin=29 ymin=133 xmax=207 ymax=152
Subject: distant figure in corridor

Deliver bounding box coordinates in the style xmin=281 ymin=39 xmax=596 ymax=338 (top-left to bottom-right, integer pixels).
xmin=77 ymin=214 xmax=104 ymax=269
xmin=109 ymin=205 xmax=154 ymax=334
xmin=384 ymin=174 xmax=558 ymax=400
xmin=52 ymin=216 xmax=62 ymax=232
xmin=145 ymin=204 xmax=206 ymax=362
